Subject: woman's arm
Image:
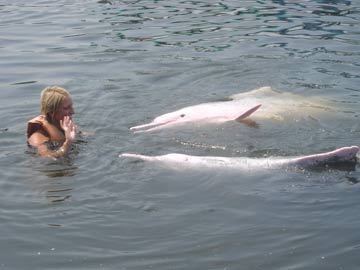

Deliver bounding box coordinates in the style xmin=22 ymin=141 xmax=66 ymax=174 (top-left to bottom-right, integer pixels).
xmin=28 ymin=132 xmax=69 ymax=158
xmin=28 ymin=116 xmax=77 ymax=159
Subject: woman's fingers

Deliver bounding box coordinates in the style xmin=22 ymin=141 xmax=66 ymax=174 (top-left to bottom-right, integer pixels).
xmin=61 ymin=116 xmax=76 ymax=128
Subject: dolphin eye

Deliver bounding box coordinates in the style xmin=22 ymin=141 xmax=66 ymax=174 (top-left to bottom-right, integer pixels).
xmin=180 ymin=114 xmax=185 ymax=118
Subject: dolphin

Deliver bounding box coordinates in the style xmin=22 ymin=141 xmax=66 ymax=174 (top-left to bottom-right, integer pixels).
xmin=130 ymin=86 xmax=331 ymax=133
xmin=120 ymin=146 xmax=359 ymax=171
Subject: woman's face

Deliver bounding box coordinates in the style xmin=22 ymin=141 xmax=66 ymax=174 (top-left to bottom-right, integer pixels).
xmin=53 ymin=96 xmax=74 ymax=124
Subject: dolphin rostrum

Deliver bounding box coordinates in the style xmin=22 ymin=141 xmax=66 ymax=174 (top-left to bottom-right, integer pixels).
xmin=130 ymin=86 xmax=331 ymax=133
xmin=120 ymin=146 xmax=359 ymax=171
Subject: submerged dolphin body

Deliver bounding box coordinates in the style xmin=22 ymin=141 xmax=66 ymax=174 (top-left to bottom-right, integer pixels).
xmin=130 ymin=86 xmax=330 ymax=133
xmin=120 ymin=146 xmax=359 ymax=171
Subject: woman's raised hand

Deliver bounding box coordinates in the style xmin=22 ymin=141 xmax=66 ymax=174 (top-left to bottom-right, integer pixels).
xmin=60 ymin=116 xmax=77 ymax=143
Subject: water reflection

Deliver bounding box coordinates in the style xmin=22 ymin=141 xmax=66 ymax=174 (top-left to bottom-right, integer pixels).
xmin=30 ymin=158 xmax=76 ymax=203
xmin=37 ymin=163 xmax=77 ymax=178
xmin=94 ymin=0 xmax=357 ymax=56
xmin=26 ymin=135 xmax=86 ymax=203
xmin=346 ymin=174 xmax=359 ymax=184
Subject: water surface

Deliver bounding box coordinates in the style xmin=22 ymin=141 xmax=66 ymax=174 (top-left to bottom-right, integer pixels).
xmin=1 ymin=0 xmax=360 ymax=269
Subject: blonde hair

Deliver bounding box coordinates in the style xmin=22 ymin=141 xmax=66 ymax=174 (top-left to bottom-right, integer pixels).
xmin=40 ymin=86 xmax=70 ymax=121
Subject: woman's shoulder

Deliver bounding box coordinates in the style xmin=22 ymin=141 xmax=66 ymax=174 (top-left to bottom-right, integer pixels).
xmin=27 ymin=115 xmax=47 ymax=125
xmin=27 ymin=115 xmax=49 ymax=139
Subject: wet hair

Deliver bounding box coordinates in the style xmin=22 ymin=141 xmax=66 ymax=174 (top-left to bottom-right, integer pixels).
xmin=40 ymin=86 xmax=70 ymax=122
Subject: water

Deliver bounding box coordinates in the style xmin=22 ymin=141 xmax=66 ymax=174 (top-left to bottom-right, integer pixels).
xmin=1 ymin=0 xmax=360 ymax=269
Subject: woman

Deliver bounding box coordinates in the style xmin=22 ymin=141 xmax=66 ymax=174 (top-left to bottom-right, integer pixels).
xmin=27 ymin=86 xmax=77 ymax=158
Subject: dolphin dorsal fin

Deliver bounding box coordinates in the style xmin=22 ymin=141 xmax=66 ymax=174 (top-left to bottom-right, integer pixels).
xmin=235 ymin=104 xmax=261 ymax=121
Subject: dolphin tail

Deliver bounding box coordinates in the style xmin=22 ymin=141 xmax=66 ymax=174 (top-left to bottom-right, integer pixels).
xmin=235 ymin=104 xmax=262 ymax=121
xmin=293 ymin=146 xmax=359 ymax=166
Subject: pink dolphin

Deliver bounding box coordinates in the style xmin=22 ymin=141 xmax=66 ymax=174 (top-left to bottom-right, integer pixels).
xmin=130 ymin=103 xmax=261 ymax=133
xmin=120 ymin=146 xmax=359 ymax=171
xmin=130 ymin=86 xmax=331 ymax=133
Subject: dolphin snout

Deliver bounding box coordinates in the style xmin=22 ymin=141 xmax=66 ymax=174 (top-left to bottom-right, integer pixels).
xmin=130 ymin=120 xmax=174 ymax=133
